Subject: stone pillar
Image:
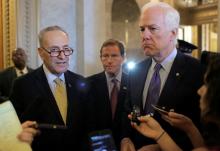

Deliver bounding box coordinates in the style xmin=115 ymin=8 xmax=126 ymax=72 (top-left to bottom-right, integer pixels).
xmin=16 ymin=0 xmax=38 ymax=69
xmin=76 ymin=0 xmax=107 ymax=76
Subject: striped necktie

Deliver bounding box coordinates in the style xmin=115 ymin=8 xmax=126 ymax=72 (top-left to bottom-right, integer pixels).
xmin=144 ymin=63 xmax=162 ymax=114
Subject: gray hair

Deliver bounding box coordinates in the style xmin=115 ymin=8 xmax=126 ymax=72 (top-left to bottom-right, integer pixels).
xmin=38 ymin=25 xmax=69 ymax=47
xmin=141 ymin=2 xmax=180 ymax=44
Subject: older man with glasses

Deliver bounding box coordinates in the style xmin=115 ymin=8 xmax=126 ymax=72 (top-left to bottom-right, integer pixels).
xmin=10 ymin=25 xmax=90 ymax=151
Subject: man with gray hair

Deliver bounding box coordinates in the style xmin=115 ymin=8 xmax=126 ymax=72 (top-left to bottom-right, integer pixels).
xmin=10 ymin=25 xmax=90 ymax=151
xmin=121 ymin=2 xmax=204 ymax=151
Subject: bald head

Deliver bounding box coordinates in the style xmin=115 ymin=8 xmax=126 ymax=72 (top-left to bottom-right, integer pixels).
xmin=12 ymin=48 xmax=28 ymax=70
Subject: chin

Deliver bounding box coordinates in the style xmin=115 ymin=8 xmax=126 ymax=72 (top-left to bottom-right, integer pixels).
xmin=106 ymin=71 xmax=115 ymax=75
xmin=56 ymin=68 xmax=68 ymax=74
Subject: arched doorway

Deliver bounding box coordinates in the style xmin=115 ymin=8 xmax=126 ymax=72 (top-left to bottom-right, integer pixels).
xmin=112 ymin=0 xmax=144 ymax=62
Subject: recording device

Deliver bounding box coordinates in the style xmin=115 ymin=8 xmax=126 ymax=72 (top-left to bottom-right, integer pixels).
xmin=89 ymin=129 xmax=117 ymax=151
xmin=151 ymin=104 xmax=169 ymax=115
xmin=131 ymin=105 xmax=141 ymax=125
xmin=36 ymin=123 xmax=68 ymax=130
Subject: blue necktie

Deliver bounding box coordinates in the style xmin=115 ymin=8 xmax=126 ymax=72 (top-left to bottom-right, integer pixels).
xmin=144 ymin=63 xmax=162 ymax=114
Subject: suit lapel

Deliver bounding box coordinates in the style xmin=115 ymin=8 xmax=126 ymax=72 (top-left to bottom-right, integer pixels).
xmin=64 ymin=72 xmax=76 ymax=126
xmin=131 ymin=59 xmax=152 ymax=110
xmin=158 ymin=52 xmax=185 ymax=105
xmin=34 ymin=67 xmax=64 ymax=123
xmin=115 ymin=72 xmax=128 ymax=119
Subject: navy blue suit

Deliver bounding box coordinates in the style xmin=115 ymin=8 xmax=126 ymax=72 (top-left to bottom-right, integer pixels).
xmin=122 ymin=52 xmax=204 ymax=150
xmin=10 ymin=66 xmax=90 ymax=151
xmin=87 ymin=71 xmax=128 ymax=148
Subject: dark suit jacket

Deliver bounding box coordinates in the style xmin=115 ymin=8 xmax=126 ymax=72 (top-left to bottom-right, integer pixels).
xmin=10 ymin=66 xmax=90 ymax=151
xmin=0 ymin=66 xmax=33 ymax=101
xmin=87 ymin=71 xmax=128 ymax=148
xmin=122 ymin=52 xmax=204 ymax=150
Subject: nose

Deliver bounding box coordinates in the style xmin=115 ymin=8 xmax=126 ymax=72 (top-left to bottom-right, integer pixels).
xmin=141 ymin=28 xmax=151 ymax=40
xmin=58 ymin=51 xmax=66 ymax=59
xmin=197 ymin=85 xmax=204 ymax=96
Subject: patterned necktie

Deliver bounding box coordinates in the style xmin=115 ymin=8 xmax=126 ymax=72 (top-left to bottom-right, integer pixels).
xmin=144 ymin=63 xmax=162 ymax=114
xmin=110 ymin=78 xmax=118 ymax=120
xmin=54 ymin=78 xmax=67 ymax=124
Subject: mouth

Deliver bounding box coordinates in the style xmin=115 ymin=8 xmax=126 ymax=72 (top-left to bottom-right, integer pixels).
xmin=143 ymin=43 xmax=154 ymax=49
xmin=106 ymin=66 xmax=114 ymax=69
xmin=56 ymin=61 xmax=67 ymax=65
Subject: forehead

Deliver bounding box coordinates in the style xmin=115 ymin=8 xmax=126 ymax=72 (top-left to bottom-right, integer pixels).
xmin=42 ymin=30 xmax=69 ymax=46
xmin=13 ymin=49 xmax=25 ymax=55
xmin=139 ymin=7 xmax=165 ymax=26
xmin=102 ymin=45 xmax=120 ymax=54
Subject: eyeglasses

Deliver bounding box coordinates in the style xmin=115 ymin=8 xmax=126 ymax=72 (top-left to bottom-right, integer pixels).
xmin=41 ymin=46 xmax=73 ymax=57
xmin=101 ymin=54 xmax=121 ymax=61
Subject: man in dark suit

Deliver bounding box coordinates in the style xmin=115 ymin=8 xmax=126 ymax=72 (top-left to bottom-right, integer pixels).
xmin=121 ymin=2 xmax=204 ymax=151
xmin=87 ymin=39 xmax=127 ymax=149
xmin=0 ymin=48 xmax=33 ymax=101
xmin=10 ymin=26 xmax=89 ymax=151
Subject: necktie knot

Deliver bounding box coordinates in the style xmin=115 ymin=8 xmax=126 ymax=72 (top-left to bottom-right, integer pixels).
xmin=54 ymin=78 xmax=63 ymax=85
xmin=20 ymin=70 xmax=24 ymax=75
xmin=154 ymin=63 xmax=162 ymax=72
xmin=111 ymin=78 xmax=118 ymax=85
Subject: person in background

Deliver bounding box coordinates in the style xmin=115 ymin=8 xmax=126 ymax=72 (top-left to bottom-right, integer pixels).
xmin=10 ymin=25 xmax=90 ymax=151
xmin=200 ymin=51 xmax=220 ymax=70
xmin=87 ymin=39 xmax=127 ymax=149
xmin=177 ymin=39 xmax=198 ymax=55
xmin=120 ymin=2 xmax=204 ymax=151
xmin=0 ymin=48 xmax=33 ymax=101
xmin=130 ymin=55 xmax=220 ymax=151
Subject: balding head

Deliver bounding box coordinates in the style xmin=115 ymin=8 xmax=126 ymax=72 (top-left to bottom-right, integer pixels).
xmin=12 ymin=48 xmax=28 ymax=70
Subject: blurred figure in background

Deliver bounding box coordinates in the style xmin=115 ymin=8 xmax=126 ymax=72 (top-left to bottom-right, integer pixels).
xmin=0 ymin=48 xmax=33 ymax=101
xmin=177 ymin=39 xmax=198 ymax=55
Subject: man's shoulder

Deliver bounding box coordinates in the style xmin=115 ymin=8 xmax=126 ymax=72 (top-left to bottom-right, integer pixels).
xmin=27 ymin=66 xmax=34 ymax=72
xmin=0 ymin=67 xmax=15 ymax=75
xmin=128 ymin=58 xmax=151 ymax=75
xmin=65 ymin=70 xmax=85 ymax=79
xmin=178 ymin=53 xmax=202 ymax=69
xmin=86 ymin=72 xmax=104 ymax=81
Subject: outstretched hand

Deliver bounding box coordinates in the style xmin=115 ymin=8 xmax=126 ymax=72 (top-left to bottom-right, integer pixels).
xmin=128 ymin=114 xmax=164 ymax=140
xmin=161 ymin=112 xmax=194 ymax=132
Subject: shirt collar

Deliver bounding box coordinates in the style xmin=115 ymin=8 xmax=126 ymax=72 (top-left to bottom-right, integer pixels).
xmin=151 ymin=48 xmax=177 ymax=72
xmin=105 ymin=67 xmax=122 ymax=83
xmin=43 ymin=64 xmax=65 ymax=84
